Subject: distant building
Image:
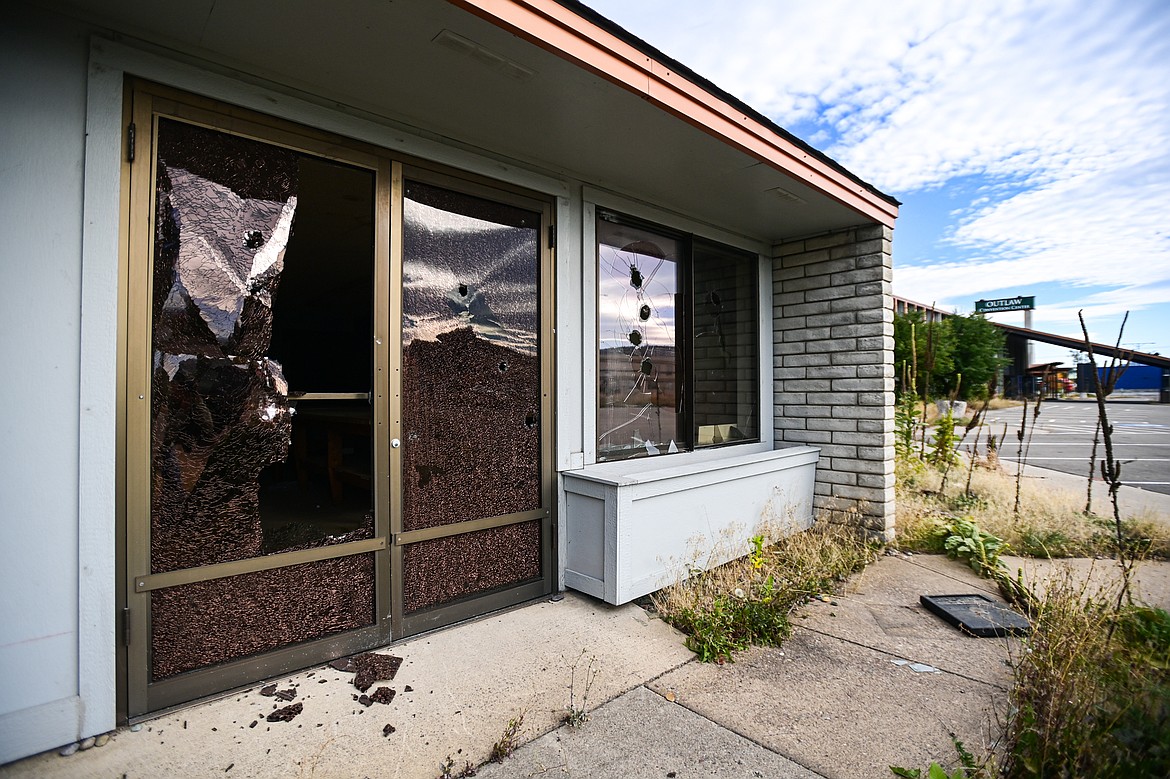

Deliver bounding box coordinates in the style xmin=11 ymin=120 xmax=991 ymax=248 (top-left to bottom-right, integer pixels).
xmin=893 ymin=296 xmax=951 ymax=322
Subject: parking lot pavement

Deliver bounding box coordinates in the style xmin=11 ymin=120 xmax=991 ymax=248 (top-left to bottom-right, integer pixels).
xmin=978 ymin=401 xmax=1170 ymax=496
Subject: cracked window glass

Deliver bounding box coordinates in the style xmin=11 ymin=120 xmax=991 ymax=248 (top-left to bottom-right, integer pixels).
xmin=597 ymin=217 xmax=683 ymax=461
xmin=149 ymin=119 xmax=375 ymax=573
xmin=400 ymin=181 xmax=542 ymax=531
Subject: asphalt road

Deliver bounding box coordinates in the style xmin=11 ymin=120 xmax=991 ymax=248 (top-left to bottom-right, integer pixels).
xmin=977 ymin=401 xmax=1170 ymax=496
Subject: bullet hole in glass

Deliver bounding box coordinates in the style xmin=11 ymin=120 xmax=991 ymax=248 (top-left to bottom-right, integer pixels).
xmin=244 ymin=230 xmax=264 ymax=249
xmin=640 ymin=359 xmax=653 ymax=375
xmin=524 ymin=412 xmax=538 ymax=429
xmin=498 ymin=361 xmax=509 ymax=372
xmin=639 ymin=304 xmax=651 ymax=321
xmin=458 ymin=284 xmax=468 ymax=297
xmin=415 ymin=464 xmax=443 ymax=488
xmin=628 ymin=330 xmax=642 ymax=346
xmin=707 ymin=290 xmax=721 ymax=306
xmin=629 ymin=265 xmax=643 ymax=289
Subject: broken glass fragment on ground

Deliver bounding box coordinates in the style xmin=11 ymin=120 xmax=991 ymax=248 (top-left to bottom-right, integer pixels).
xmin=266 ymin=703 xmax=303 ymax=722
xmin=330 ymin=653 xmax=403 ymax=692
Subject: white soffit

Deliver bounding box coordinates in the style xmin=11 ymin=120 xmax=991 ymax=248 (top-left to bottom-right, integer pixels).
xmin=48 ymin=0 xmax=887 ymax=241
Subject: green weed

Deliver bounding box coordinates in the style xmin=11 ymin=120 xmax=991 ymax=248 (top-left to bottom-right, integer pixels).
xmin=563 ymin=651 xmax=599 ymax=727
xmin=489 ymin=711 xmax=524 ymax=763
xmin=890 ymin=737 xmax=982 ymax=778
xmin=1003 ymin=577 xmax=1170 ymax=777
xmin=931 ymin=517 xmax=1008 ymax=576
xmin=653 ymin=522 xmax=877 ymax=663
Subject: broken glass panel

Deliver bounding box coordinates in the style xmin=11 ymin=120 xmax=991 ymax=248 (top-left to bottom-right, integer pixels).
xmin=149 ymin=120 xmax=375 ymax=571
xmin=400 ymin=181 xmax=542 ymax=531
xmin=693 ymin=240 xmax=759 ymax=446
xmin=597 ymin=216 xmax=683 ymax=461
xmin=151 ymin=550 xmax=376 ymax=680
xmin=402 ymin=521 xmax=541 ymax=613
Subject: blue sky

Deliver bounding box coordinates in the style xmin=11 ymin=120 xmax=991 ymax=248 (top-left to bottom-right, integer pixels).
xmin=583 ymin=0 xmax=1170 ymax=364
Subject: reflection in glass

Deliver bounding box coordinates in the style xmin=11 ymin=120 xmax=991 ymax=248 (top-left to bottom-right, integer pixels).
xmin=596 ymin=217 xmax=682 ymax=461
xmin=149 ymin=120 xmax=375 ymax=573
xmin=693 ymin=241 xmax=759 ymax=446
xmin=400 ymin=181 xmax=542 ymax=531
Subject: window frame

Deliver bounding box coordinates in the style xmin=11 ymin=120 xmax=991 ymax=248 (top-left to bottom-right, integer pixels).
xmin=590 ymin=201 xmax=769 ymax=464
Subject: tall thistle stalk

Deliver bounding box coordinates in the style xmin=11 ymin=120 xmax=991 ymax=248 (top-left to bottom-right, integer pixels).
xmin=961 ymin=379 xmax=996 ymax=498
xmin=1013 ymin=392 xmax=1044 ymax=518
xmin=1085 ymin=418 xmax=1101 ymax=515
xmin=938 ymin=374 xmax=968 ymax=493
xmin=1078 ymin=310 xmax=1136 ymax=621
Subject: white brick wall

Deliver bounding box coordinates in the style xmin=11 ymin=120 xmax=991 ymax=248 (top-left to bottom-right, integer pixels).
xmin=772 ymin=224 xmax=895 ymax=539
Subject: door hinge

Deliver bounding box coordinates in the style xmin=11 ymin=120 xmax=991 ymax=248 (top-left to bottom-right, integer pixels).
xmin=127 ymin=122 xmax=136 ymax=163
xmin=548 ymin=223 xmax=555 ymax=249
xmin=122 ymin=607 xmax=131 ymax=646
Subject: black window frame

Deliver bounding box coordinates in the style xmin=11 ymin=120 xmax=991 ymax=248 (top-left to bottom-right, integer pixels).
xmin=596 ymin=208 xmax=760 ymax=462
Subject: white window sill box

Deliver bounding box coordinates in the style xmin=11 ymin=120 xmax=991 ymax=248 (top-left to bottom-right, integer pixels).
xmin=562 ymin=445 xmax=819 ymax=605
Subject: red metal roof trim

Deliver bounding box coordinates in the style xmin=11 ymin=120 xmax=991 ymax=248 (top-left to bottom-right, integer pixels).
xmin=447 ymin=0 xmax=899 ymax=227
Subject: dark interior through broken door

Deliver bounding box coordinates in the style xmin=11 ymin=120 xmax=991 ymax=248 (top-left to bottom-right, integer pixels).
xmin=147 ymin=117 xmax=379 ymax=682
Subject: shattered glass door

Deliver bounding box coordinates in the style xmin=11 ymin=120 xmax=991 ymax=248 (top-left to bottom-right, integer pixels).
xmin=136 ymin=113 xmax=385 ymax=702
xmin=127 ymin=85 xmax=553 ymax=716
xmin=398 ymin=179 xmax=549 ymax=623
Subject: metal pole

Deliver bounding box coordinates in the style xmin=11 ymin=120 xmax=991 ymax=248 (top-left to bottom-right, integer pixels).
xmin=1024 ymin=309 xmax=1034 ymax=393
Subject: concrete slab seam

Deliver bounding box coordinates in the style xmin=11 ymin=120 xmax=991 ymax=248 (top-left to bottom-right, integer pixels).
xmin=500 ymin=650 xmax=700 ymax=757
xmin=794 ymin=626 xmax=1012 ymax=692
xmin=899 ymin=559 xmax=1003 ymax=597
xmin=643 ymin=686 xmax=835 ymax=779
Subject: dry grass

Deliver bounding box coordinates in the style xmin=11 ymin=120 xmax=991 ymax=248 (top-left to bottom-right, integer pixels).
xmin=651 ymin=521 xmax=879 ymax=662
xmin=917 ymin=396 xmax=1022 ymax=426
xmin=984 ymin=396 xmax=1025 ymax=411
xmin=998 ymin=571 xmax=1170 ymax=777
xmin=895 ymin=457 xmax=1170 ymax=559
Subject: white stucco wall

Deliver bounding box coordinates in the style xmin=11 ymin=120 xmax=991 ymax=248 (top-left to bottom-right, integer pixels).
xmin=0 ymin=6 xmax=94 ymax=762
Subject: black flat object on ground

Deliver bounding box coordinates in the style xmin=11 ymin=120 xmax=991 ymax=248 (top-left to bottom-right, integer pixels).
xmin=920 ymin=593 xmax=1030 ymax=637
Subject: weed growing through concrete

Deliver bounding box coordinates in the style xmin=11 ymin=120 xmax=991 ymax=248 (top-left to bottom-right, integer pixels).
xmin=890 ymin=737 xmax=980 ymax=778
xmin=437 ymin=754 xmax=477 ymax=778
xmin=652 ymin=522 xmax=878 ymax=663
xmin=489 ymin=711 xmax=524 ymax=763
xmin=563 ymin=650 xmax=599 ymax=727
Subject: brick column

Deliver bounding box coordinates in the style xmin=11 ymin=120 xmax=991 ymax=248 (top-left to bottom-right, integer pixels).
xmin=772 ymin=224 xmax=895 ymax=539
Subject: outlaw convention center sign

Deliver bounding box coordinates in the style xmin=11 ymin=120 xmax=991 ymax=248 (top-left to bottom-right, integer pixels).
xmin=975 ymin=295 xmax=1035 ymax=313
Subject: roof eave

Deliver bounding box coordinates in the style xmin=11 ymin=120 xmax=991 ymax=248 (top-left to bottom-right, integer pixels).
xmin=447 ymin=0 xmax=899 ymax=228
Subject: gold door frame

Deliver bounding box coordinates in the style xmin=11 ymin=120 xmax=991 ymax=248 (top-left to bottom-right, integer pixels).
xmin=119 ymin=80 xmax=556 ymax=719
xmin=390 ymin=164 xmax=557 ymax=637
xmin=122 ymin=81 xmax=393 ymax=716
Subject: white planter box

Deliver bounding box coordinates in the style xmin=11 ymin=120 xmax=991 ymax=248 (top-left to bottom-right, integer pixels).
xmin=562 ymin=445 xmax=820 ymax=605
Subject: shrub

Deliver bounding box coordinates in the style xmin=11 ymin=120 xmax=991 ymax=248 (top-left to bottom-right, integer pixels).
xmin=1003 ymin=576 xmax=1170 ymax=777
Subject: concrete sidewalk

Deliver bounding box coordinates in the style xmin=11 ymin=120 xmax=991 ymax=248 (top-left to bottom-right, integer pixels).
xmin=5 ymin=553 xmax=1167 ymax=779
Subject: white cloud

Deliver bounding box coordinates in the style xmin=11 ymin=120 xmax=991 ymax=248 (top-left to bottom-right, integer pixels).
xmin=585 ymin=0 xmax=1170 ymax=341
xmin=898 ymin=159 xmax=1170 ymax=300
